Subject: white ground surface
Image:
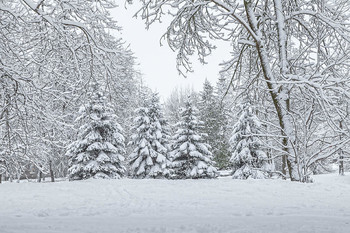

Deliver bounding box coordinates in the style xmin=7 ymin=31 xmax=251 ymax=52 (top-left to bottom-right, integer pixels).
xmin=0 ymin=173 xmax=349 ymax=233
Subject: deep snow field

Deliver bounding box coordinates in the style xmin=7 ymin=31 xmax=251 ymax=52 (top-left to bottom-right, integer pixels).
xmin=0 ymin=173 xmax=349 ymax=233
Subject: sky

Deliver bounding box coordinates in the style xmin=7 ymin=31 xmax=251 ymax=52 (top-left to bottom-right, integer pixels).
xmin=111 ymin=3 xmax=231 ymax=100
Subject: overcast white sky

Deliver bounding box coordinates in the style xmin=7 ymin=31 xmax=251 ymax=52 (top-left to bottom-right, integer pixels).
xmin=111 ymin=3 xmax=231 ymax=100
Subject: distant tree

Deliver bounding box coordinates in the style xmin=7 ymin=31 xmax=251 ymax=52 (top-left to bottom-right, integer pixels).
xmin=0 ymin=150 xmax=5 ymax=183
xmin=215 ymin=77 xmax=233 ymax=169
xmin=199 ymin=80 xmax=230 ymax=169
xmin=164 ymin=87 xmax=199 ymax=129
xmin=230 ymin=101 xmax=267 ymax=179
xmin=129 ymin=93 xmax=170 ymax=178
xmin=171 ymin=97 xmax=218 ymax=179
xmin=66 ymin=89 xmax=126 ymax=180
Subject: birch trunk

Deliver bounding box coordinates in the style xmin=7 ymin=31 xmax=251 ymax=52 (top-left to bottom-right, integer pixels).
xmin=339 ymin=121 xmax=344 ymax=176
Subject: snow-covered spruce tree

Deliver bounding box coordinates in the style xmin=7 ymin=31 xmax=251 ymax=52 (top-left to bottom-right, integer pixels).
xmin=66 ymin=90 xmax=126 ymax=180
xmin=230 ymin=101 xmax=267 ymax=179
xmin=171 ymin=98 xmax=218 ymax=179
xmin=198 ymin=79 xmax=231 ymax=169
xmin=129 ymin=93 xmax=170 ymax=178
xmin=148 ymin=93 xmax=171 ymax=169
xmin=215 ymin=76 xmax=232 ymax=169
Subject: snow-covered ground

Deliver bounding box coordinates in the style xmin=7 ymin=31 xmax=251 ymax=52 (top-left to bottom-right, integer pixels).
xmin=1 ymin=173 xmax=349 ymax=233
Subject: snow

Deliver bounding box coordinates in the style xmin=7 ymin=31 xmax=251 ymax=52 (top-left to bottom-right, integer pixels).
xmin=1 ymin=173 xmax=350 ymax=233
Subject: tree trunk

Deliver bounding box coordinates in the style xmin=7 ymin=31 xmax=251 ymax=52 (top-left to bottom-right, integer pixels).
xmin=49 ymin=160 xmax=55 ymax=182
xmin=0 ymin=174 xmax=2 ymax=183
xmin=244 ymin=0 xmax=298 ymax=181
xmin=37 ymin=170 xmax=42 ymax=182
xmin=339 ymin=152 xmax=344 ymax=176
xmin=339 ymin=121 xmax=344 ymax=176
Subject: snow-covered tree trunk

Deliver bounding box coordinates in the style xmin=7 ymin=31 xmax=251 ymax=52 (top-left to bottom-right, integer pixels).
xmin=339 ymin=120 xmax=345 ymax=176
xmin=244 ymin=0 xmax=297 ymax=180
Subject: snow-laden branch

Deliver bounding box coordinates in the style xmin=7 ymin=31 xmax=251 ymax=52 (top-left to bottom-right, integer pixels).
xmin=21 ymin=0 xmax=122 ymax=54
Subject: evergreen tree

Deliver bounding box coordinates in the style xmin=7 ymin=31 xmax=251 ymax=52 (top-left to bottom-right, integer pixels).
xmin=171 ymin=97 xmax=218 ymax=179
xmin=230 ymin=101 xmax=267 ymax=179
xmin=199 ymin=80 xmax=230 ymax=169
xmin=148 ymin=93 xmax=171 ymax=162
xmin=129 ymin=93 xmax=170 ymax=178
xmin=215 ymin=77 xmax=232 ymax=169
xmin=198 ymin=80 xmax=217 ymax=141
xmin=66 ymin=90 xmax=126 ymax=180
